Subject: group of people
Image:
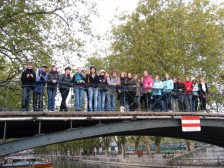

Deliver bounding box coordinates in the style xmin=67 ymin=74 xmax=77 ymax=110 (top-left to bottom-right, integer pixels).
xmin=20 ymin=61 xmax=209 ymax=112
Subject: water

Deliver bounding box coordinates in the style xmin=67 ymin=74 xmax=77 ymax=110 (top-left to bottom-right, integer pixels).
xmin=53 ymin=158 xmax=139 ymax=168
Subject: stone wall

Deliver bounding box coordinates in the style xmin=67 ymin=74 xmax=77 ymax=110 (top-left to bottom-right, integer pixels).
xmin=169 ymin=145 xmax=224 ymax=166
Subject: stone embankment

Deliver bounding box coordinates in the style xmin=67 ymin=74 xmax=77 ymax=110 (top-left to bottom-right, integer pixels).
xmin=44 ymin=145 xmax=224 ymax=167
xmin=169 ymin=145 xmax=224 ymax=167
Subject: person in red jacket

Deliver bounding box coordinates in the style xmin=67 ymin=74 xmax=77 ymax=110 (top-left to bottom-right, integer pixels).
xmin=184 ymin=76 xmax=193 ymax=111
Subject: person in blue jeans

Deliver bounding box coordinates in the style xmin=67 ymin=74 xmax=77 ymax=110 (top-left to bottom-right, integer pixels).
xmin=47 ymin=65 xmax=59 ymax=112
xmin=86 ymin=66 xmax=99 ymax=112
xmin=98 ymin=70 xmax=107 ymax=111
xmin=33 ymin=64 xmax=48 ymax=111
xmin=162 ymin=73 xmax=174 ymax=112
xmin=152 ymin=75 xmax=165 ymax=112
xmin=107 ymin=70 xmax=120 ymax=111
xmin=72 ymin=67 xmax=85 ymax=111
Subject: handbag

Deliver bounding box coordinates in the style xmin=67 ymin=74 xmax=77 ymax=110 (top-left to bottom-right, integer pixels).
xmin=202 ymin=94 xmax=207 ymax=99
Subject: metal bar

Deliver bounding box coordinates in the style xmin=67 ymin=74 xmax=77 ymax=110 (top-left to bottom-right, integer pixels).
xmin=91 ymin=116 xmax=134 ymax=120
xmin=38 ymin=121 xmax=41 ymax=134
xmin=70 ymin=120 xmax=73 ymax=128
xmin=36 ymin=117 xmax=88 ymax=120
xmin=5 ymin=85 xmax=9 ymax=111
xmin=0 ymin=117 xmax=33 ymax=121
xmin=3 ymin=121 xmax=7 ymax=142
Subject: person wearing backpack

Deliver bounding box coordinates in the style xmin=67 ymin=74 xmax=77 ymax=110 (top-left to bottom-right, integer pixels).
xmin=72 ymin=67 xmax=85 ymax=111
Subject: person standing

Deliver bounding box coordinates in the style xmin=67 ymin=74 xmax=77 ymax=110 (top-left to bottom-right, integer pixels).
xmin=162 ymin=74 xmax=174 ymax=112
xmin=142 ymin=71 xmax=154 ymax=111
xmin=86 ymin=66 xmax=99 ymax=112
xmin=133 ymin=74 xmax=142 ymax=111
xmin=98 ymin=70 xmax=107 ymax=111
xmin=107 ymin=70 xmax=120 ymax=111
xmin=58 ymin=66 xmax=72 ymax=111
xmin=152 ymin=75 xmax=164 ymax=112
xmin=192 ymin=79 xmax=199 ymax=111
xmin=118 ymin=72 xmax=128 ymax=111
xmin=171 ymin=78 xmax=179 ymax=112
xmin=20 ymin=61 xmax=36 ymax=111
xmin=176 ymin=78 xmax=185 ymax=112
xmin=83 ymin=69 xmax=90 ymax=112
xmin=72 ymin=67 xmax=85 ymax=111
xmin=198 ymin=78 xmax=209 ymax=112
xmin=126 ymin=72 xmax=137 ymax=111
xmin=33 ymin=65 xmax=48 ymax=111
xmin=47 ymin=65 xmax=59 ymax=112
xmin=184 ymin=76 xmax=193 ymax=112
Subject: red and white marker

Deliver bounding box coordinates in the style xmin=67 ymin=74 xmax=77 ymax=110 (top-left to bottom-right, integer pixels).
xmin=181 ymin=116 xmax=201 ymax=132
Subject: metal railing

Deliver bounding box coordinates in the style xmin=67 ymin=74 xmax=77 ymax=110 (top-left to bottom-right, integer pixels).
xmin=0 ymin=80 xmax=223 ymax=113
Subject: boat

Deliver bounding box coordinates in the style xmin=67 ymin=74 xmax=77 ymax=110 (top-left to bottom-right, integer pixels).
xmin=0 ymin=156 xmax=53 ymax=168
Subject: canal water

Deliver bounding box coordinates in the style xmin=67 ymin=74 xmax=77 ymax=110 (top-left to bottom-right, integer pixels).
xmin=53 ymin=159 xmax=140 ymax=168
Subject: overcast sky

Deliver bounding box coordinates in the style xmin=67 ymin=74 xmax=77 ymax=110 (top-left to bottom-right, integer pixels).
xmin=93 ymin=0 xmax=139 ymax=34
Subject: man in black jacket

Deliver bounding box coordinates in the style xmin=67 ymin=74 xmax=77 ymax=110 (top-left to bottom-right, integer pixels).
xmin=20 ymin=61 xmax=36 ymax=111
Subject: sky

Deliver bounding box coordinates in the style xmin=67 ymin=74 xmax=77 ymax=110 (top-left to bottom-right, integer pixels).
xmin=74 ymin=0 xmax=140 ymax=67
xmin=93 ymin=0 xmax=139 ymax=35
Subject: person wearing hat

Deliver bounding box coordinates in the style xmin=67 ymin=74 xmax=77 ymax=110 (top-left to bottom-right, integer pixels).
xmin=86 ymin=66 xmax=99 ymax=112
xmin=20 ymin=61 xmax=36 ymax=111
xmin=58 ymin=66 xmax=72 ymax=111
xmin=98 ymin=69 xmax=107 ymax=111
xmin=71 ymin=67 xmax=86 ymax=111
xmin=33 ymin=64 xmax=48 ymax=111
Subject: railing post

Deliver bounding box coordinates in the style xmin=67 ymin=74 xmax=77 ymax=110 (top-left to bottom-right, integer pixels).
xmin=70 ymin=120 xmax=73 ymax=129
xmin=3 ymin=121 xmax=7 ymax=142
xmin=38 ymin=121 xmax=41 ymax=134
xmin=5 ymin=85 xmax=9 ymax=111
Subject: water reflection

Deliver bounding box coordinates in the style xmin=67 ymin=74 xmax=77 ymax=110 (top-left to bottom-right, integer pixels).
xmin=53 ymin=158 xmax=138 ymax=168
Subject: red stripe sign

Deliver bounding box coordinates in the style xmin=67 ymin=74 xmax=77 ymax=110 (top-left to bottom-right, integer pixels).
xmin=181 ymin=116 xmax=201 ymax=132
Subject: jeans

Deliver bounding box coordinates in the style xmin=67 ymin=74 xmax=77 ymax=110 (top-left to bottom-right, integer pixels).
xmin=163 ymin=92 xmax=172 ymax=111
xmin=59 ymin=88 xmax=70 ymax=111
xmin=74 ymin=87 xmax=84 ymax=110
xmin=135 ymin=96 xmax=141 ymax=110
xmin=152 ymin=95 xmax=165 ymax=112
xmin=47 ymin=87 xmax=57 ymax=111
xmin=84 ymin=90 xmax=88 ymax=112
xmin=192 ymin=95 xmax=199 ymax=111
xmin=33 ymin=92 xmax=44 ymax=111
xmin=88 ymin=87 xmax=98 ymax=112
xmin=107 ymin=94 xmax=116 ymax=111
xmin=98 ymin=90 xmax=106 ymax=111
xmin=21 ymin=86 xmax=33 ymax=111
xmin=171 ymin=97 xmax=179 ymax=112
xmin=185 ymin=94 xmax=192 ymax=112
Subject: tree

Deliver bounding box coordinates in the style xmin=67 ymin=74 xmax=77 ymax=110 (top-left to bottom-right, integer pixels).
xmin=0 ymin=0 xmax=96 ymax=82
xmin=109 ymin=0 xmax=224 ymax=81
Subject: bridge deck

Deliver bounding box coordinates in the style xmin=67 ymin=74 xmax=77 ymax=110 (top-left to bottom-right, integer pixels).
xmin=0 ymin=111 xmax=224 ymax=139
xmin=0 ymin=111 xmax=224 ymax=121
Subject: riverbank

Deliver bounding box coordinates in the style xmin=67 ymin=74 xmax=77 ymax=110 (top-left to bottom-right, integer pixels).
xmin=42 ymin=145 xmax=224 ymax=167
xmin=43 ymin=153 xmax=224 ymax=168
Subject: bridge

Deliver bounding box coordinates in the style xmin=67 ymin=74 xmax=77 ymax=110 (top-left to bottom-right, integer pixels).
xmin=0 ymin=111 xmax=224 ymax=156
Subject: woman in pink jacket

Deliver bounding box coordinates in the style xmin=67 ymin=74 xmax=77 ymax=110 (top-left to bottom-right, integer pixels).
xmin=142 ymin=70 xmax=154 ymax=111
